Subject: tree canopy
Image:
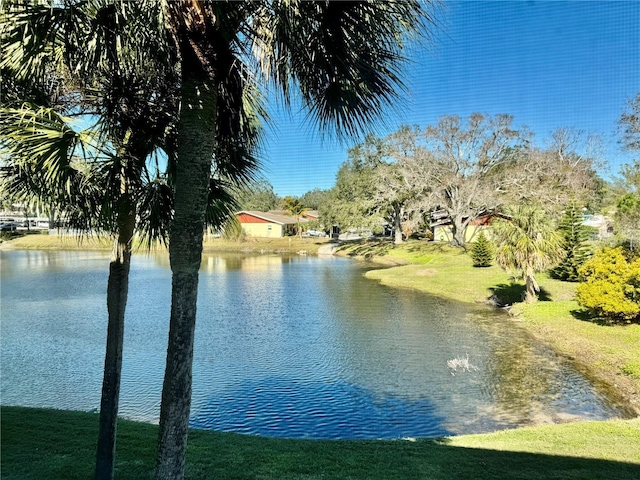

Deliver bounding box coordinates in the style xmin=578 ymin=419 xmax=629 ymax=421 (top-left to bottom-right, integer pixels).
xmin=321 ymin=116 xmax=601 ymax=246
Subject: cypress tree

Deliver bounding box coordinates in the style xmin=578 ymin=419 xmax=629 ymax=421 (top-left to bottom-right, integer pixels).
xmin=553 ymin=201 xmax=591 ymax=281
xmin=471 ymin=231 xmax=494 ymax=267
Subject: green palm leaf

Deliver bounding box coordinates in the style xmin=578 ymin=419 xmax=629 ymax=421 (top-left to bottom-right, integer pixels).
xmin=0 ymin=105 xmax=104 ymax=221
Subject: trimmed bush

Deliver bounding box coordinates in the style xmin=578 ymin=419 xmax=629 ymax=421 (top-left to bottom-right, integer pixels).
xmin=576 ymin=247 xmax=640 ymax=321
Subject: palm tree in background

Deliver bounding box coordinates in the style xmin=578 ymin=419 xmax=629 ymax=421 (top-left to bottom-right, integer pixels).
xmin=493 ymin=204 xmax=565 ymax=303
xmin=283 ymin=195 xmax=306 ymax=237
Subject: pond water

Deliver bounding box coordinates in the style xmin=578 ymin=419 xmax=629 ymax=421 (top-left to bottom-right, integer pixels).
xmin=0 ymin=250 xmax=633 ymax=439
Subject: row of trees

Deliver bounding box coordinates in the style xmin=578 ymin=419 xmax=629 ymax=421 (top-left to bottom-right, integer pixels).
xmin=263 ymin=95 xmax=635 ymax=254
xmin=315 ymin=113 xmax=604 ymax=246
xmin=1 ymin=1 xmax=438 ymax=480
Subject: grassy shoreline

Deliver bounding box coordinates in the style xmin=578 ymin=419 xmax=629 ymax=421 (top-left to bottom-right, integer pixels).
xmin=0 ymin=231 xmax=330 ymax=255
xmin=2 ymin=407 xmax=639 ymax=479
xmin=336 ymin=239 xmax=640 ymax=416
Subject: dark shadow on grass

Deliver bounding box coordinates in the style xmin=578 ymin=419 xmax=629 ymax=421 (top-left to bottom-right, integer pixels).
xmin=570 ymin=307 xmax=607 ymax=324
xmin=3 ymin=407 xmax=640 ymax=480
xmin=489 ymin=283 xmax=553 ymax=305
xmin=404 ymin=241 xmax=457 ymax=253
xmin=570 ymin=308 xmax=640 ymax=326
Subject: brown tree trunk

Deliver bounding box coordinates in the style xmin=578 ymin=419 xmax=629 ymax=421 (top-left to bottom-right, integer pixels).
xmin=95 ymin=196 xmax=135 ymax=480
xmin=155 ymin=77 xmax=217 ymax=480
xmin=450 ymin=215 xmax=466 ymax=247
xmin=393 ymin=204 xmax=403 ymax=244
xmin=24 ymin=205 xmax=30 ymax=231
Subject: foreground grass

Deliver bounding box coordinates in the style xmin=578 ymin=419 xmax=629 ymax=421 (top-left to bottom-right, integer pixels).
xmin=338 ymin=240 xmax=640 ymax=414
xmin=2 ymin=407 xmax=639 ymax=480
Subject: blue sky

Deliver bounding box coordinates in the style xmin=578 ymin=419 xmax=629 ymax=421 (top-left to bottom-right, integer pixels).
xmin=259 ymin=0 xmax=639 ymax=198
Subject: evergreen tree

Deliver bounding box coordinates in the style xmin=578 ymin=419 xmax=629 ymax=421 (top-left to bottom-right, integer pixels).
xmin=471 ymin=231 xmax=494 ymax=267
xmin=553 ymin=201 xmax=591 ymax=281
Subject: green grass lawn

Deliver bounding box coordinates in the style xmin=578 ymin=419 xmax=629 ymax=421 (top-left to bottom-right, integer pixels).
xmin=2 ymin=407 xmax=639 ymax=480
xmin=0 ymin=231 xmax=115 ymax=250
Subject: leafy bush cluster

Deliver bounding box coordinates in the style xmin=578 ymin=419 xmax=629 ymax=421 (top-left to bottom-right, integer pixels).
xmin=576 ymin=247 xmax=640 ymax=322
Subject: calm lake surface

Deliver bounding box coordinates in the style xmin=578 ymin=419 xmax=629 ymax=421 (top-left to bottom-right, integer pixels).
xmin=0 ymin=250 xmax=633 ymax=439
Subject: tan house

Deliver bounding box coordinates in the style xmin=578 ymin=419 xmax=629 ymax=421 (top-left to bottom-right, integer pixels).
xmin=431 ymin=213 xmax=494 ymax=243
xmin=236 ymin=211 xmax=309 ymax=238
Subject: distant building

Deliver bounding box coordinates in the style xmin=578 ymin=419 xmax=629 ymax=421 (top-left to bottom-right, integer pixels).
xmin=303 ymin=210 xmax=319 ymax=221
xmin=430 ymin=210 xmax=495 ymax=243
xmin=236 ymin=211 xmax=310 ymax=238
xmin=581 ymin=214 xmax=613 ymax=239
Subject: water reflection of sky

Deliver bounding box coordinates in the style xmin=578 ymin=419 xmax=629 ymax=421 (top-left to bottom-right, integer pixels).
xmin=0 ymin=250 xmax=632 ymax=439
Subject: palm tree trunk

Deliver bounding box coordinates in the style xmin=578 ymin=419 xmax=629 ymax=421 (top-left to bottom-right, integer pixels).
xmin=524 ymin=271 xmax=538 ymax=303
xmin=95 ymin=197 xmax=135 ymax=480
xmin=155 ymin=77 xmax=217 ymax=480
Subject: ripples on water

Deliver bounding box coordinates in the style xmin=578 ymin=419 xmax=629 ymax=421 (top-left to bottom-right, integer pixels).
xmin=0 ymin=250 xmax=632 ymax=439
xmin=190 ymin=378 xmax=449 ymax=439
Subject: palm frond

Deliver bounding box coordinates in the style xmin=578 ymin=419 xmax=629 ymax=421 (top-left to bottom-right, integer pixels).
xmin=137 ymin=177 xmax=174 ymax=248
xmin=0 ymin=1 xmax=68 ymax=81
xmin=251 ymin=0 xmax=438 ymax=138
xmin=493 ymin=204 xmax=565 ymax=277
xmin=0 ymin=104 xmax=112 ymax=231
xmin=0 ymin=105 xmax=100 ymax=192
xmin=204 ymin=177 xmax=240 ymax=230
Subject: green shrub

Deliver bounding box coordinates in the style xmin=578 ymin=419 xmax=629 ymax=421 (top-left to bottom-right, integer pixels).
xmin=576 ymin=247 xmax=640 ymax=321
xmin=470 ymin=231 xmax=494 ymax=267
